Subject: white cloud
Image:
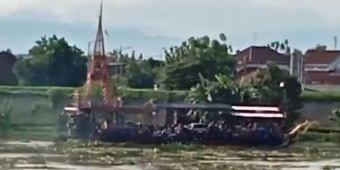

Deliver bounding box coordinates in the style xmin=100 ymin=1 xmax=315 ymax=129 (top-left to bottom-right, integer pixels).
xmin=1 ymin=0 xmax=340 ymax=40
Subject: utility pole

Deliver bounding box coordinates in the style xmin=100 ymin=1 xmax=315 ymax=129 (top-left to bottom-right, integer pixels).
xmin=160 ymin=47 xmax=166 ymax=59
xmin=253 ymin=32 xmax=258 ymax=45
xmin=88 ymin=41 xmax=93 ymax=57
xmin=334 ymin=36 xmax=338 ymax=50
xmin=87 ymin=41 xmax=94 ymax=71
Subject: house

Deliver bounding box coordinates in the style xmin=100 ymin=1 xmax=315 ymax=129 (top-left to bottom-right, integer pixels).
xmin=16 ymin=54 xmax=32 ymax=59
xmin=0 ymin=51 xmax=18 ymax=85
xmin=234 ymin=46 xmax=291 ymax=80
xmin=304 ymin=49 xmax=340 ymax=85
xmin=107 ymin=57 xmax=126 ymax=76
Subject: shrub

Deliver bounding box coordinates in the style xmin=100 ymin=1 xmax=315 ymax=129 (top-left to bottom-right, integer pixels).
xmin=47 ymin=88 xmax=70 ymax=110
xmin=302 ymin=91 xmax=340 ymax=102
xmin=0 ymin=99 xmax=13 ymax=136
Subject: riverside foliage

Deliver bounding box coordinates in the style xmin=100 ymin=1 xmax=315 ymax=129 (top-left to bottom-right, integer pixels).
xmin=0 ymin=33 xmax=325 ymax=129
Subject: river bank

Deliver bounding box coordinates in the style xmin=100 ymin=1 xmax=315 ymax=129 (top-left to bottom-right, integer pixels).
xmin=1 ymin=139 xmax=340 ymax=170
xmin=2 ymin=87 xmax=340 ymax=127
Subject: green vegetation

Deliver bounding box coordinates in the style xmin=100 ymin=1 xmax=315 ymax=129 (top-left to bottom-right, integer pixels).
xmin=187 ymin=62 xmax=302 ymax=128
xmin=267 ymin=39 xmax=291 ymax=54
xmin=302 ymin=91 xmax=340 ymax=102
xmin=14 ymin=35 xmax=87 ymax=86
xmin=163 ymin=34 xmax=235 ymax=90
xmin=0 ymin=86 xmax=187 ymax=101
xmin=0 ymin=86 xmax=74 ymax=96
xmin=0 ymin=100 xmax=13 ymax=137
xmin=1 ymin=34 xmax=340 ymax=140
xmin=0 ymin=85 xmax=339 ymax=102
xmin=1 ymin=34 xmax=338 ymax=103
xmin=9 ymin=124 xmax=56 ymax=141
xmin=300 ymin=132 xmax=340 ymax=143
xmin=329 ymin=109 xmax=340 ymax=126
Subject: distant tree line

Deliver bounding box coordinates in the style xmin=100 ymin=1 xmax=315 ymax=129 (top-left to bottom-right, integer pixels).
xmin=0 ymin=34 xmax=304 ymax=128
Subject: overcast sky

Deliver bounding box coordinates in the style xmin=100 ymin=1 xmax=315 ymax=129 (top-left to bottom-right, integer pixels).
xmin=0 ymin=0 xmax=340 ymax=57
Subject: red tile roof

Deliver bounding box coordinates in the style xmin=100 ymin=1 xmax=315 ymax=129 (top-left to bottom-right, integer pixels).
xmin=304 ymin=50 xmax=340 ymax=64
xmin=235 ymin=46 xmax=290 ymax=65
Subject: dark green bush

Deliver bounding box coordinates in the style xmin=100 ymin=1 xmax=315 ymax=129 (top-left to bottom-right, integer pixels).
xmin=302 ymin=91 xmax=340 ymax=102
xmin=0 ymin=99 xmax=13 ymax=137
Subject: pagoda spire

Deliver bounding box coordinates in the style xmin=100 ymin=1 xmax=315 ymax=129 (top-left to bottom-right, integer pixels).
xmin=93 ymin=0 xmax=105 ymax=56
xmin=72 ymin=0 xmax=118 ymax=110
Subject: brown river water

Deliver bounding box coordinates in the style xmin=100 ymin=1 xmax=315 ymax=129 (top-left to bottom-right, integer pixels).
xmin=0 ymin=140 xmax=340 ymax=170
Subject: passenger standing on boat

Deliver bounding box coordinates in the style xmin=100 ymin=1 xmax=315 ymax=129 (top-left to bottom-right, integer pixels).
xmin=101 ymin=120 xmax=108 ymax=130
xmin=193 ymin=111 xmax=200 ymax=123
xmin=224 ymin=124 xmax=233 ymax=139
xmin=257 ymin=124 xmax=269 ymax=140
xmin=174 ymin=123 xmax=182 ymax=134
xmin=273 ymin=123 xmax=283 ymax=138
xmin=66 ymin=115 xmax=76 ymax=136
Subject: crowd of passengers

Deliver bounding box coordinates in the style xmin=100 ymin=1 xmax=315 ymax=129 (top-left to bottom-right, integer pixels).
xmin=98 ymin=116 xmax=285 ymax=144
xmin=152 ymin=120 xmax=284 ymax=143
xmin=65 ymin=111 xmax=285 ymax=144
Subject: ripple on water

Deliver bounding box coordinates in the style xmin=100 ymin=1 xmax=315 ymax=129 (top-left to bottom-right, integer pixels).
xmin=0 ymin=153 xmax=65 ymax=159
xmin=8 ymin=162 xmax=158 ymax=170
xmin=41 ymin=162 xmax=157 ymax=170
xmin=3 ymin=140 xmax=340 ymax=170
xmin=217 ymin=158 xmax=340 ymax=170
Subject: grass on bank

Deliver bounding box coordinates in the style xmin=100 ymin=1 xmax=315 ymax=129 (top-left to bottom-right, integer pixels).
xmin=2 ymin=124 xmax=56 ymax=141
xmin=1 ymin=86 xmax=340 ymax=102
xmin=0 ymin=86 xmax=187 ymax=101
xmin=301 ymin=91 xmax=340 ymax=102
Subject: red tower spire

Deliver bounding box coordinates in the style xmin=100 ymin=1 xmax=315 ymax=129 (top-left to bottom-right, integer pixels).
xmin=78 ymin=0 xmax=118 ymax=109
xmin=93 ymin=2 xmax=105 ymax=56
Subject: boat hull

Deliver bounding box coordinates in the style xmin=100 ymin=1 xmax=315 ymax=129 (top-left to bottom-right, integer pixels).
xmin=96 ymin=128 xmax=287 ymax=147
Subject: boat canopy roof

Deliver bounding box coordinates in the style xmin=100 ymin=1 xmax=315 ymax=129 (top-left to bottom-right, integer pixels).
xmin=63 ymin=107 xmax=79 ymax=112
xmin=231 ymin=105 xmax=285 ymax=119
xmin=62 ymin=104 xmax=284 ymax=119
xmin=155 ymin=103 xmax=231 ymax=109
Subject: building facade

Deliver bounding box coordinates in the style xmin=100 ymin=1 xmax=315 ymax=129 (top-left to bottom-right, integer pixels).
xmin=304 ymin=50 xmax=340 ymax=85
xmin=234 ymin=46 xmax=291 ymax=81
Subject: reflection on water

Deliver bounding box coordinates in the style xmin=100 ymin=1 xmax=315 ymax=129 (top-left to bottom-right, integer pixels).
xmin=1 ymin=140 xmax=340 ymax=170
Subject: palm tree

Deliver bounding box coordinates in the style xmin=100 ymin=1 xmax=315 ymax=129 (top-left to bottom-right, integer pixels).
xmin=219 ymin=33 xmax=227 ymax=42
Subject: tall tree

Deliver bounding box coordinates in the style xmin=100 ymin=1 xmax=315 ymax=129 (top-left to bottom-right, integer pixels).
xmin=0 ymin=51 xmax=18 ymax=85
xmin=251 ymin=62 xmax=302 ymax=129
xmin=15 ymin=35 xmax=87 ymax=86
xmin=125 ymin=60 xmax=156 ymax=88
xmin=163 ymin=34 xmax=236 ymax=90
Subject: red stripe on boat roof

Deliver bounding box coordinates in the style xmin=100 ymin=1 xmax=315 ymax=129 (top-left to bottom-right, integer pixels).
xmin=232 ymin=112 xmax=284 ymax=118
xmin=231 ymin=106 xmax=280 ymax=112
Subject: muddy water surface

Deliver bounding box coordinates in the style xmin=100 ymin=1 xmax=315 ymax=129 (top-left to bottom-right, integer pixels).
xmin=0 ymin=140 xmax=340 ymax=170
